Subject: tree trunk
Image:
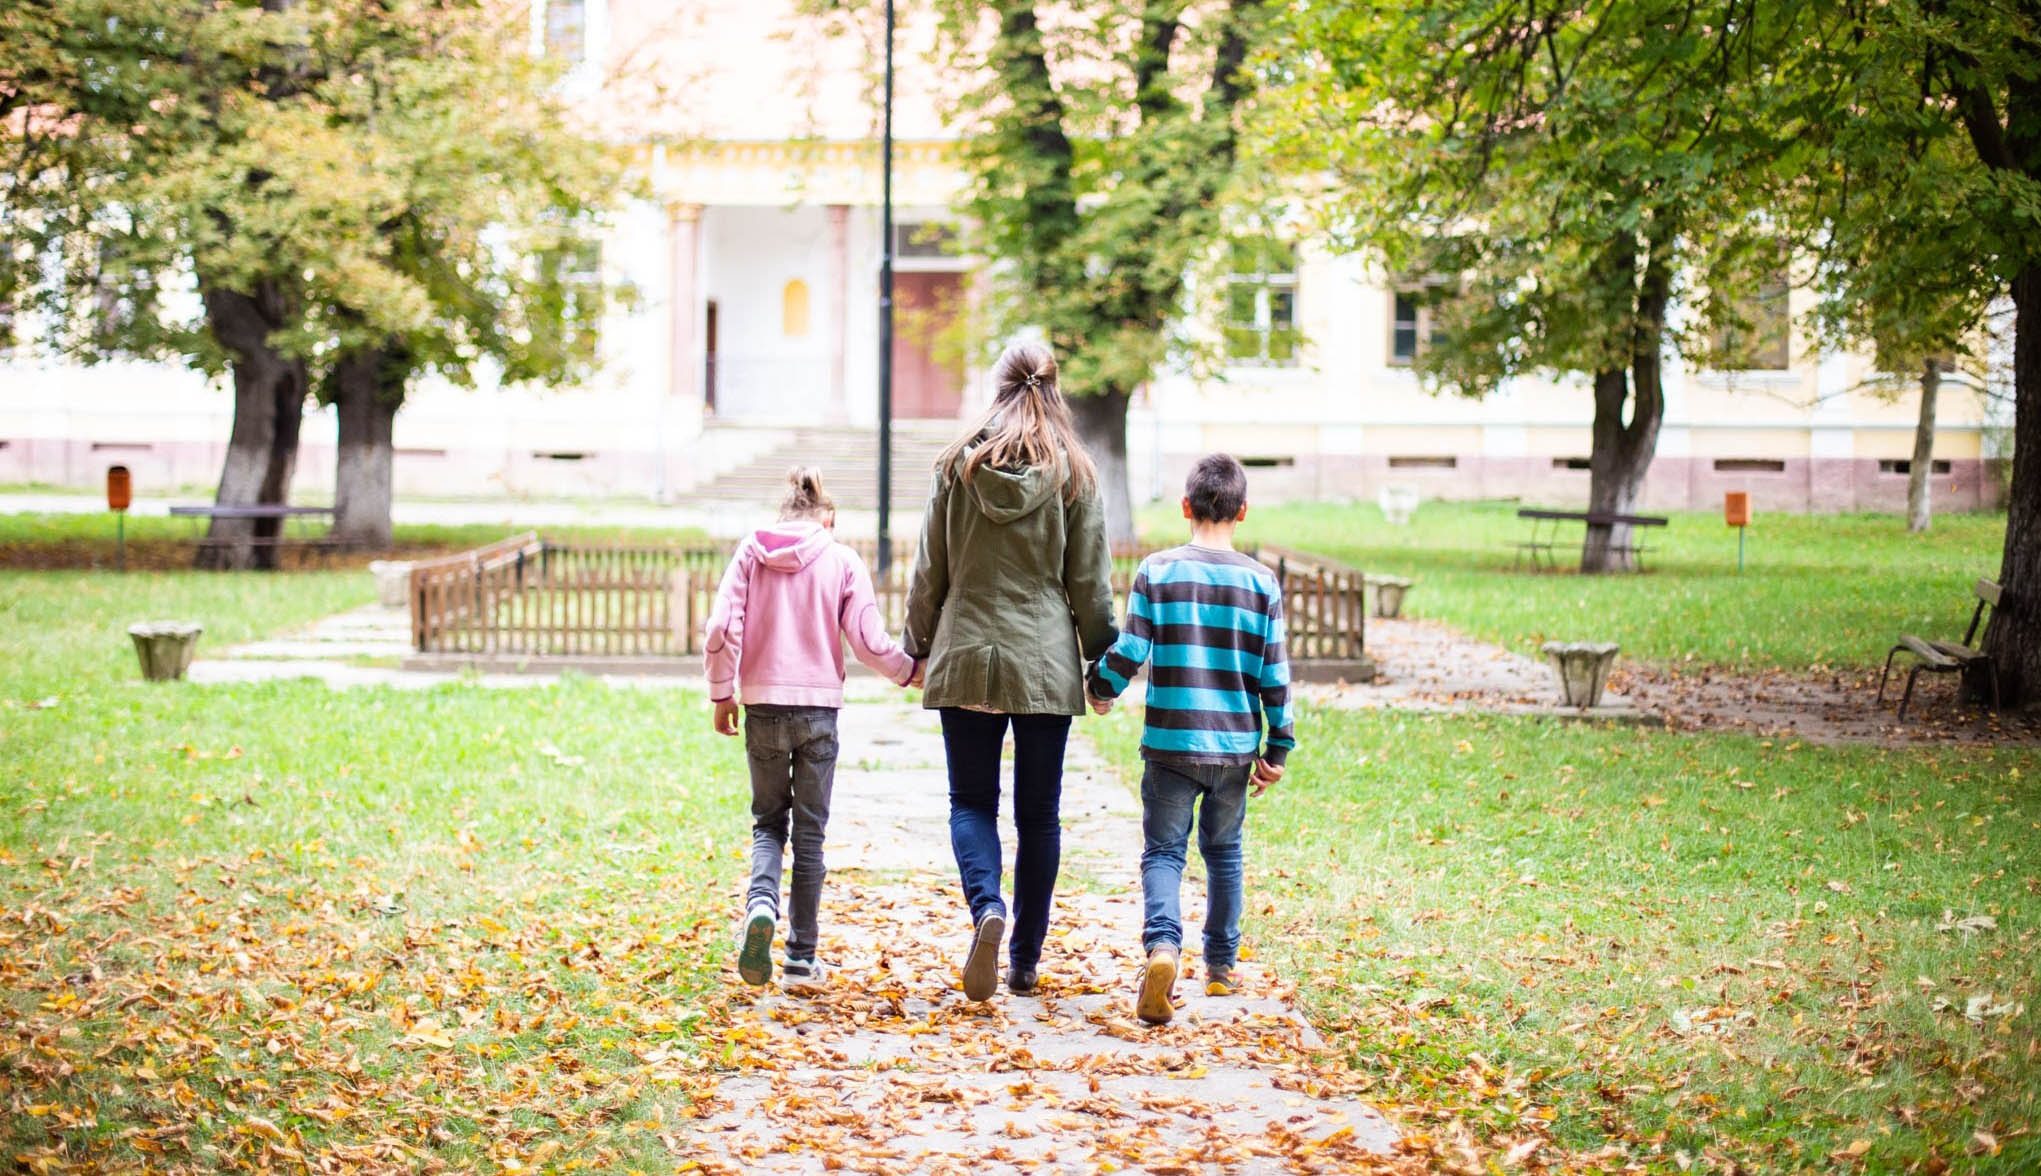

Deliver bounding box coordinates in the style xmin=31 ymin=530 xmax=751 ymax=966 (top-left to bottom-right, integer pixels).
xmin=1581 ymin=225 xmax=1671 ymax=574
xmin=198 ymin=283 xmax=304 ymax=570
xmin=332 ymin=346 xmax=404 ymax=549
xmin=1069 ymin=387 xmax=1134 ymax=546
xmin=1983 ymin=262 xmax=2041 ymax=706
xmin=1582 ymin=368 xmax=1658 ymax=573
xmin=1907 ymin=357 xmax=1942 ymax=533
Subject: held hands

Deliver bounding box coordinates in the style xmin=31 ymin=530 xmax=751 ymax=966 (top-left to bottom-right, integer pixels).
xmin=907 ymin=660 xmax=926 ymax=689
xmin=712 ymin=699 xmax=741 ymax=737
xmin=1086 ymin=688 xmax=1113 ymax=716
xmin=1250 ymin=758 xmax=1284 ymax=797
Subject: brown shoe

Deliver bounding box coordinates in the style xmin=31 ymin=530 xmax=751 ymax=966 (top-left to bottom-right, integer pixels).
xmin=1137 ymin=945 xmax=1178 ymax=1025
xmin=1205 ymin=963 xmax=1236 ymax=996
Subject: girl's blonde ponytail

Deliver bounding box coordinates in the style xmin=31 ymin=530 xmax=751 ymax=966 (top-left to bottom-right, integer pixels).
xmin=778 ymin=466 xmax=835 ymax=521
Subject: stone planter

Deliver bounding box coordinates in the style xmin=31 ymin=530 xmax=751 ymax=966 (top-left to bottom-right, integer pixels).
xmin=1541 ymin=641 xmax=1620 ymax=708
xmin=129 ymin=622 xmax=204 ymax=682
xmin=1378 ymin=484 xmax=1421 ymax=526
xmin=1367 ymin=575 xmax=1413 ymax=619
xmin=370 ymin=560 xmax=414 ymax=609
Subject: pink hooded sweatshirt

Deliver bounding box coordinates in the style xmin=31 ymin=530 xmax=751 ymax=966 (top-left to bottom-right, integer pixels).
xmin=703 ymin=522 xmax=915 ymax=707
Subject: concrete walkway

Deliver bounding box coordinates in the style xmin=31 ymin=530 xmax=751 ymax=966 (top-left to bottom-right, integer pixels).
xmin=677 ymin=700 xmax=1397 ymax=1175
xmin=186 ymin=606 xmax=1398 ymax=1170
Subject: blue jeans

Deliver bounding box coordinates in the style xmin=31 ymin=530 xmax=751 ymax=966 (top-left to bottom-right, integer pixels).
xmin=1140 ymin=758 xmax=1252 ymax=968
xmin=939 ymin=708 xmax=1071 ymax=971
xmin=743 ymin=705 xmax=840 ymax=961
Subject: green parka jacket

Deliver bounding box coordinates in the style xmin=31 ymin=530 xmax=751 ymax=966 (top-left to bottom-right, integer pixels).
xmin=902 ymin=447 xmax=1119 ymax=715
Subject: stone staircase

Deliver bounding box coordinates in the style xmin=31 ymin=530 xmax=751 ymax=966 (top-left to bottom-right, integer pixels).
xmin=693 ymin=423 xmax=958 ymax=509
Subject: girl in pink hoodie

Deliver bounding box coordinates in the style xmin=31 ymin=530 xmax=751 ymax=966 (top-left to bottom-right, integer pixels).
xmin=705 ymin=467 xmax=917 ymax=991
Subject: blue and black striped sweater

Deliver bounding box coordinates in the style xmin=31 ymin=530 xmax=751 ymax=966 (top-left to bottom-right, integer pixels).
xmin=1085 ymin=543 xmax=1295 ymax=767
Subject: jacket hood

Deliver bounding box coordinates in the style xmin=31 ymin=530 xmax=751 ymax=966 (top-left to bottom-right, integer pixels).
xmin=962 ymin=445 xmax=1063 ymax=525
xmin=743 ymin=521 xmax=834 ymax=571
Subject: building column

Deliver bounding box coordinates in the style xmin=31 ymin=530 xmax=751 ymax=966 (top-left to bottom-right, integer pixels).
xmin=667 ymin=203 xmax=703 ymax=408
xmin=659 ymin=202 xmax=704 ymax=499
xmin=826 ymin=204 xmax=851 ymax=424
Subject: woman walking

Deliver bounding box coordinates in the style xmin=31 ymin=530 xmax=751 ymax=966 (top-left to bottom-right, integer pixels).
xmin=903 ymin=341 xmax=1119 ymax=1001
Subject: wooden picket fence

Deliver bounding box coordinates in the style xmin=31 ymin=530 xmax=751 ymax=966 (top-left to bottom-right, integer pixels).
xmin=1256 ymin=543 xmax=1369 ymax=662
xmin=407 ymin=535 xmax=1367 ymax=671
xmin=408 ymin=531 xmax=547 ymax=654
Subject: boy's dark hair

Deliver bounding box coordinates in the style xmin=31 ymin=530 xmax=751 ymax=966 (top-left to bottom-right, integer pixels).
xmin=1185 ymin=453 xmax=1248 ymax=523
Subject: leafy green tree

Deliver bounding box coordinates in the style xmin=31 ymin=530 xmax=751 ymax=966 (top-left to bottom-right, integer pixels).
xmin=1780 ymin=1 xmax=2041 ymax=701
xmin=6 ymin=0 xmax=347 ymax=566
xmin=1788 ymin=53 xmax=2000 ymax=536
xmin=2 ymin=0 xmax=621 ymax=560
xmin=1269 ymin=1 xmax=1812 ymax=572
xmin=925 ymin=0 xmax=1265 ymax=540
xmin=303 ymin=9 xmax=620 ymax=547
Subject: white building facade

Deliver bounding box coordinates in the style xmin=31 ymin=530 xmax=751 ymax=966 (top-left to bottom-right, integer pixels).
xmin=0 ymin=0 xmax=2007 ymax=514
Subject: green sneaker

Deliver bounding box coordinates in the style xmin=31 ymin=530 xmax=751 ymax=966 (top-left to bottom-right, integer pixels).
xmin=736 ymin=903 xmax=775 ymax=987
xmin=782 ymin=957 xmax=828 ymax=994
xmin=1205 ymin=963 xmax=1236 ymax=997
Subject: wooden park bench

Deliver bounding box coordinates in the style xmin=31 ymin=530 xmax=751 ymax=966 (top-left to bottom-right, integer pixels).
xmin=169 ymin=503 xmax=343 ymax=565
xmin=1514 ymin=508 xmax=1670 ymax=572
xmin=1877 ymin=579 xmax=2002 ymax=720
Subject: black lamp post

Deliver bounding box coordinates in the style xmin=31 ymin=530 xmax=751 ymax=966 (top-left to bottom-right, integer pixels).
xmin=876 ymin=0 xmax=895 ymax=575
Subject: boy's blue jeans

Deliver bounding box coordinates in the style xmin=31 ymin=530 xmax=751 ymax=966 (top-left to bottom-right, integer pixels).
xmin=1140 ymin=758 xmax=1252 ymax=968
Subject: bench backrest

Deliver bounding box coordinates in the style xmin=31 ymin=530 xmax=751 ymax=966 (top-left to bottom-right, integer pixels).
xmin=1965 ymin=579 xmax=2002 ymax=646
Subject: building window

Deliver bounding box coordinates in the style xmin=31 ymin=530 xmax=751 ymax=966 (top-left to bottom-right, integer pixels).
xmin=1878 ymin=458 xmax=1950 ymax=476
xmin=1390 ymin=291 xmax=1420 ymax=364
xmin=1224 ymin=238 xmax=1298 ymax=366
xmin=89 ymin=237 xmax=155 ymax=349
xmin=0 ymin=266 xmax=15 ymax=358
xmin=781 ymin=279 xmax=811 ymax=337
xmin=895 ymin=222 xmax=960 ymax=259
xmin=1713 ymin=458 xmax=1786 ymax=474
xmin=1710 ymin=276 xmax=1791 ymax=371
xmin=541 ymin=238 xmax=603 ymax=358
xmin=1386 ymin=282 xmax=1452 ymax=366
xmin=543 ymin=0 xmax=586 ymax=60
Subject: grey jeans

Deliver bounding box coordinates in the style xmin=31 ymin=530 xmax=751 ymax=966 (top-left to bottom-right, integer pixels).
xmin=743 ymin=704 xmax=840 ymax=961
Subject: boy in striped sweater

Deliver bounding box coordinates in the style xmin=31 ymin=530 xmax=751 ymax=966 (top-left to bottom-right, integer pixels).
xmin=1085 ymin=453 xmax=1293 ymax=1025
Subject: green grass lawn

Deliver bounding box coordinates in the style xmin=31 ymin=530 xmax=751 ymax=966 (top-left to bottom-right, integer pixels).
xmin=1 ymin=572 xmax=745 ymax=1172
xmin=1090 ymin=704 xmax=2039 ymax=1173
xmin=1136 ymin=500 xmax=2006 ymax=672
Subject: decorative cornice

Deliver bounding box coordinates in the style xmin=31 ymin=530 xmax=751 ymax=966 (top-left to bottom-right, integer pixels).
xmin=626 ymin=139 xmax=958 ymax=169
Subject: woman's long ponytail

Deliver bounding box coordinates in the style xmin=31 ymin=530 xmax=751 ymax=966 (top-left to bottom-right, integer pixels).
xmin=936 ymin=341 xmax=1098 ymax=503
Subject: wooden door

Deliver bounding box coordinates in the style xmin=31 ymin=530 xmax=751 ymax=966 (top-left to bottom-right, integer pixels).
xmin=892 ymin=271 xmax=964 ymax=419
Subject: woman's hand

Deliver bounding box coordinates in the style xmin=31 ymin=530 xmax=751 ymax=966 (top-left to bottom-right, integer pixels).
xmin=909 ymin=660 xmax=927 ymax=688
xmin=712 ymin=699 xmax=741 ymax=737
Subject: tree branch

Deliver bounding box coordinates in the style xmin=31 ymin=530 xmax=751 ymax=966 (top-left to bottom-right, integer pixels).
xmin=1946 ymin=64 xmax=2015 ymax=172
xmin=1133 ymin=2 xmax=1184 ymax=125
